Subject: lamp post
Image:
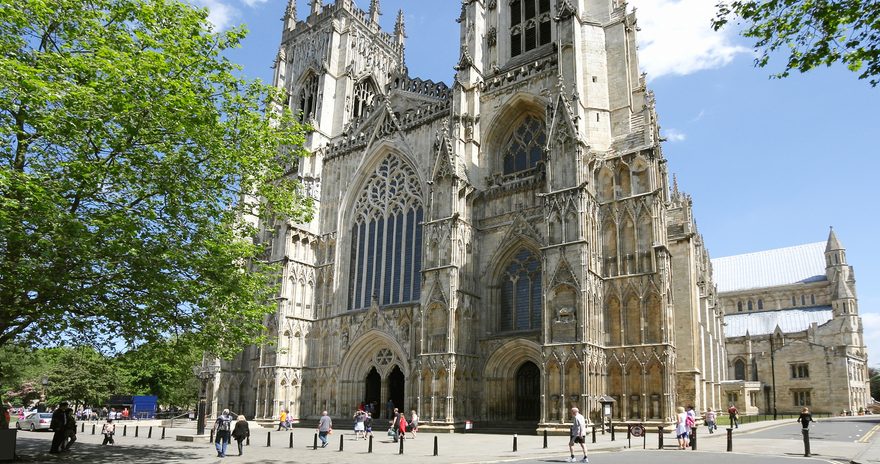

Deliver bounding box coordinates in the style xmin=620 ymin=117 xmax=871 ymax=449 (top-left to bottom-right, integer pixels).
xmin=40 ymin=376 xmax=49 ymax=410
xmin=192 ymin=363 xmax=220 ymax=436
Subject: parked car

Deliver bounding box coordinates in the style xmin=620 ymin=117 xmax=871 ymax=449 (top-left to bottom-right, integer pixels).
xmin=16 ymin=412 xmax=53 ymax=431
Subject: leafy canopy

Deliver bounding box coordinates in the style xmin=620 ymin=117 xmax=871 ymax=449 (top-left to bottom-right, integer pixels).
xmin=713 ymin=0 xmax=880 ymax=86
xmin=0 ymin=0 xmax=311 ymax=357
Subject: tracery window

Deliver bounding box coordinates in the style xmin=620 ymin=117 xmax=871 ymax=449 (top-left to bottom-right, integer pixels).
xmin=352 ymin=78 xmax=377 ymax=119
xmin=298 ymin=73 xmax=319 ymax=123
xmin=499 ymin=248 xmax=542 ymax=332
xmin=509 ymin=0 xmax=552 ymax=57
xmin=348 ymin=155 xmax=423 ymax=310
xmin=503 ymin=115 xmax=546 ymax=174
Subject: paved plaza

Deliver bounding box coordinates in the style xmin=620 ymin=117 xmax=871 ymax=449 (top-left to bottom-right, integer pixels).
xmin=8 ymin=416 xmax=880 ymax=464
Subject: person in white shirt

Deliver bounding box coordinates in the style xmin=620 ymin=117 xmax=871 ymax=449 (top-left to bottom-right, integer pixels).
xmin=567 ymin=407 xmax=589 ymax=463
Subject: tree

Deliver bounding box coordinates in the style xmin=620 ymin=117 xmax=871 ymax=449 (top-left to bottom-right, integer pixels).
xmin=45 ymin=346 xmax=131 ymax=407
xmin=713 ymin=1 xmax=880 ymax=86
xmin=119 ymin=336 xmax=200 ymax=407
xmin=0 ymin=0 xmax=312 ymax=357
xmin=870 ymin=367 xmax=880 ymax=401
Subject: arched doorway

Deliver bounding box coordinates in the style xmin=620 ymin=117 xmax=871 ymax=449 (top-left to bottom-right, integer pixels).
xmin=365 ymin=367 xmax=381 ymax=412
xmin=516 ymin=361 xmax=540 ymax=420
xmin=388 ymin=365 xmax=405 ymax=415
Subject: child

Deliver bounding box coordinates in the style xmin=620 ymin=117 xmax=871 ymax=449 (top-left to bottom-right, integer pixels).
xmin=101 ymin=418 xmax=116 ymax=445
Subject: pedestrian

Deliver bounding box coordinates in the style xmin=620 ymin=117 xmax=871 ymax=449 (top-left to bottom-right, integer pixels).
xmin=386 ymin=399 xmax=394 ymax=420
xmin=353 ymin=409 xmax=366 ymax=440
xmin=797 ymin=407 xmax=815 ymax=429
xmin=705 ymin=407 xmax=717 ymax=433
xmin=675 ymin=406 xmax=689 ymax=450
xmin=49 ymin=402 xmax=68 ymax=454
xmin=231 ymin=415 xmax=250 ymax=456
xmin=728 ymin=403 xmax=739 ymax=428
xmin=390 ymin=408 xmax=400 ymax=442
xmin=61 ymin=406 xmax=77 ymax=451
xmin=212 ymin=408 xmax=234 ymax=458
xmin=567 ymin=407 xmax=589 ymax=463
xmin=121 ymin=407 xmax=129 ymax=420
xmin=101 ymin=418 xmax=116 ymax=445
xmin=396 ymin=410 xmax=408 ymax=441
xmin=317 ymin=410 xmax=332 ymax=448
xmin=365 ymin=411 xmax=373 ymax=438
xmin=408 ymin=409 xmax=419 ymax=439
xmin=277 ymin=409 xmax=288 ymax=431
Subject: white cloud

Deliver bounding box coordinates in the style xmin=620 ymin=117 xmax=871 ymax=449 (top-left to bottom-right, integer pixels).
xmin=663 ymin=128 xmax=687 ymax=142
xmin=862 ymin=312 xmax=880 ymax=368
xmin=629 ymin=0 xmax=749 ymax=79
xmin=241 ymin=0 xmax=269 ymax=7
xmin=192 ymin=0 xmax=238 ymax=31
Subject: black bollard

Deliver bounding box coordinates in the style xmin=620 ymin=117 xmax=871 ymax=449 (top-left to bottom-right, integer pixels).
xmin=123 ymin=424 xmax=127 ymax=436
xmin=210 ymin=429 xmax=214 ymax=443
xmin=802 ymin=428 xmax=811 ymax=457
xmin=610 ymin=420 xmax=615 ymax=441
xmin=658 ymin=426 xmax=664 ymax=450
xmin=148 ymin=426 xmax=152 ymax=438
xmin=433 ymin=436 xmax=438 ymax=456
xmin=92 ymin=424 xmax=96 ymax=435
xmin=543 ymin=429 xmax=548 ymax=449
xmin=161 ymin=427 xmax=166 ymax=440
xmin=289 ymin=431 xmax=294 ymax=448
xmin=339 ymin=433 xmax=344 ymax=451
xmin=690 ymin=426 xmax=697 ymax=450
xmin=399 ymin=437 xmax=404 ymax=455
xmin=368 ymin=434 xmax=373 ymax=453
xmin=81 ymin=423 xmax=84 ymax=433
xmin=313 ymin=433 xmax=318 ymax=450
xmin=726 ymin=427 xmax=733 ymax=452
xmin=267 ymin=431 xmax=271 ymax=447
xmin=592 ymin=425 xmax=597 ymax=443
xmin=513 ymin=434 xmax=518 ymax=452
xmin=135 ymin=425 xmax=139 ymax=437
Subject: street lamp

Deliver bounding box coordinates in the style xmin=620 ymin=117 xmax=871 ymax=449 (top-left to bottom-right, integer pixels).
xmin=40 ymin=376 xmax=48 ymax=406
xmin=192 ymin=363 xmax=220 ymax=436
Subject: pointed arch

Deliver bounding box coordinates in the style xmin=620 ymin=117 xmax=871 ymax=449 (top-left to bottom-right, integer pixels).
xmin=624 ymin=293 xmax=641 ymax=345
xmin=596 ymin=166 xmax=614 ymax=202
xmin=484 ymin=93 xmax=548 ymax=175
xmin=616 ymin=163 xmax=631 ymax=198
xmin=352 ymin=76 xmax=378 ymax=119
xmin=296 ymin=70 xmax=320 ymax=123
xmin=631 ymin=155 xmax=650 ymax=195
xmin=645 ymin=292 xmax=663 ymax=344
xmin=601 ymin=218 xmax=618 ymax=277
xmin=620 ymin=214 xmax=636 ymax=274
xmin=637 ymin=208 xmax=653 ymax=273
xmin=498 ymin=247 xmax=543 ymax=332
xmin=605 ymin=295 xmax=622 ymax=346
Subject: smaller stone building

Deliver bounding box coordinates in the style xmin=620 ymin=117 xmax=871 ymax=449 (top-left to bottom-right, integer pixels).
xmin=713 ymin=229 xmax=869 ymax=415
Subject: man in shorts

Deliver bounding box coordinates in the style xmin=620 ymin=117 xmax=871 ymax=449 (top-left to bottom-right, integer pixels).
xmin=567 ymin=407 xmax=589 ymax=463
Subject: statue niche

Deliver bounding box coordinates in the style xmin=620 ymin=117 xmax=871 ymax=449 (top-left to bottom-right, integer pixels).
xmin=550 ymin=285 xmax=578 ymax=343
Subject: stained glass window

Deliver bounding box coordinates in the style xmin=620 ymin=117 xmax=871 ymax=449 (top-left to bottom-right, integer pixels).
xmin=299 ymin=73 xmax=319 ymax=123
xmin=500 ymin=248 xmax=542 ymax=331
xmin=503 ymin=116 xmax=546 ymax=175
xmin=349 ymin=155 xmax=423 ymax=310
xmin=509 ymin=0 xmax=552 ymax=58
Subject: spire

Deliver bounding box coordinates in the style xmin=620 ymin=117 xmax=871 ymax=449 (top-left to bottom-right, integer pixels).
xmin=283 ymin=0 xmax=296 ymax=30
xmin=833 ymin=274 xmax=856 ymax=300
xmin=310 ymin=0 xmax=321 ymax=16
xmin=671 ymin=174 xmax=680 ymax=200
xmin=394 ymin=9 xmax=406 ymax=44
xmin=826 ymin=226 xmax=843 ymax=252
xmin=370 ymin=0 xmax=380 ymax=23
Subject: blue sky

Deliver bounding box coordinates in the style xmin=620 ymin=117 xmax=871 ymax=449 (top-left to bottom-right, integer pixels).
xmin=204 ymin=0 xmax=880 ymax=367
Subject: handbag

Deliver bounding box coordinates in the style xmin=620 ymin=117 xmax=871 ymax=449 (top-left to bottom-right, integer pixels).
xmin=387 ymin=428 xmax=396 ymax=437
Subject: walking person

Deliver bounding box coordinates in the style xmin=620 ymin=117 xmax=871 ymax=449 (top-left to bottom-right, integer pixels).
xmin=408 ymin=410 xmax=419 ymax=439
xmin=364 ymin=411 xmax=373 ymax=438
xmin=797 ymin=407 xmax=815 ymax=429
xmin=61 ymin=406 xmax=77 ymax=451
xmin=101 ymin=418 xmax=116 ymax=445
xmin=705 ymin=408 xmax=717 ymax=433
xmin=396 ymin=410 xmax=408 ymax=442
xmin=212 ymin=408 xmax=234 ymax=458
xmin=567 ymin=407 xmax=589 ymax=463
xmin=231 ymin=415 xmax=250 ymax=456
xmin=353 ymin=409 xmax=366 ymax=440
xmin=675 ymin=406 xmax=689 ymax=450
xmin=49 ymin=402 xmax=68 ymax=454
xmin=277 ymin=409 xmax=288 ymax=431
xmin=390 ymin=408 xmax=400 ymax=443
xmin=317 ymin=410 xmax=332 ymax=448
xmin=728 ymin=403 xmax=739 ymax=428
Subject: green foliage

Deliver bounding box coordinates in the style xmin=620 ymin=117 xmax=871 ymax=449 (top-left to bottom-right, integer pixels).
xmin=118 ymin=336 xmax=200 ymax=407
xmin=870 ymin=367 xmax=880 ymax=400
xmin=44 ymin=346 xmax=131 ymax=407
xmin=0 ymin=0 xmax=312 ymax=356
xmin=713 ymin=0 xmax=880 ymax=86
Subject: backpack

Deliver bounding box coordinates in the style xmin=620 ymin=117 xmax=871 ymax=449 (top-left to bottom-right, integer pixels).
xmin=218 ymin=415 xmax=231 ymax=432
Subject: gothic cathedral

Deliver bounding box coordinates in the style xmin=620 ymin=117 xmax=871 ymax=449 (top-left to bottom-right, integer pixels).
xmin=214 ymin=0 xmax=729 ymax=429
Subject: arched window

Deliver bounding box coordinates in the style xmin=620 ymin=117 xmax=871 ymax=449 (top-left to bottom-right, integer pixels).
xmin=747 ymin=300 xmax=753 ymax=311
xmin=811 ymin=294 xmax=815 ymax=305
xmin=348 ymin=155 xmax=423 ymax=310
xmin=757 ymin=299 xmax=764 ymax=310
xmin=499 ymin=248 xmax=542 ymax=332
xmin=298 ymin=73 xmax=319 ymax=123
xmin=734 ymin=359 xmax=746 ymax=380
xmin=503 ymin=115 xmax=546 ymax=174
xmin=509 ymin=0 xmax=552 ymax=57
xmin=737 ymin=301 xmax=743 ymax=312
xmin=352 ymin=77 xmax=377 ymax=119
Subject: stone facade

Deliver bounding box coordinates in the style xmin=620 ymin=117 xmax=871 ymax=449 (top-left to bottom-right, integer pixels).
xmin=208 ymin=0 xmax=731 ymax=429
xmin=714 ymin=230 xmax=869 ymax=415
